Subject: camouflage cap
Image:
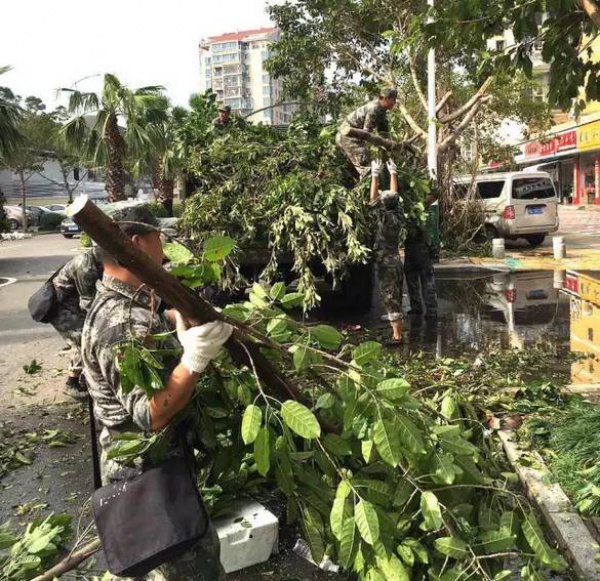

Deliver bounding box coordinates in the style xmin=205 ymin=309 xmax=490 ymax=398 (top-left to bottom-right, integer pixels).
xmin=105 ymin=202 xmax=161 ymax=236
xmin=218 ymin=105 xmax=231 ymax=113
xmin=380 ymin=87 xmax=398 ymax=100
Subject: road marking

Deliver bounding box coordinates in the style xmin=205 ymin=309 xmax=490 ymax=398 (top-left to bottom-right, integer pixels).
xmin=0 ymin=278 xmax=16 ymax=288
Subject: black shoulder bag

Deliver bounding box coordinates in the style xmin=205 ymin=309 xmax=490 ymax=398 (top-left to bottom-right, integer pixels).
xmin=87 ymin=398 xmax=210 ymax=577
xmin=27 ymin=266 xmax=63 ymax=323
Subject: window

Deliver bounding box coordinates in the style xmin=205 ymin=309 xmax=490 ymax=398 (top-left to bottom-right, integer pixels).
xmin=512 ymin=178 xmax=556 ymax=200
xmin=262 ymin=74 xmax=270 ymax=84
xmin=532 ymin=85 xmax=545 ymax=102
xmin=263 ymin=96 xmax=272 ymax=107
xmin=262 ymin=86 xmax=271 ymax=95
xmin=495 ymin=39 xmax=505 ymax=52
xmin=251 ymin=42 xmax=259 ymax=49
xmin=261 ymin=50 xmax=270 ymax=61
xmin=477 ymin=182 xmax=505 ymax=200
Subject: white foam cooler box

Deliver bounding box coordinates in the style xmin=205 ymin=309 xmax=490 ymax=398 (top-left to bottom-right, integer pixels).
xmin=213 ymin=500 xmax=279 ymax=573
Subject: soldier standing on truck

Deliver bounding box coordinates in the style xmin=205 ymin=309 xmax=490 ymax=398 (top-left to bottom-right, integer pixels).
xmin=370 ymin=157 xmax=404 ymax=344
xmin=336 ymin=88 xmax=398 ymax=177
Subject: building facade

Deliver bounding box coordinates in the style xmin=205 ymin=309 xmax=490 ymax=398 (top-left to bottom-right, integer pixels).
xmin=199 ymin=27 xmax=296 ymax=125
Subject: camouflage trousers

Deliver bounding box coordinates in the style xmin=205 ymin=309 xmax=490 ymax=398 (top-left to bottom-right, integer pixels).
xmin=100 ymin=452 xmax=226 ymax=581
xmin=335 ymin=131 xmax=371 ymax=177
xmin=56 ymin=328 xmax=83 ymax=372
xmin=404 ymin=241 xmax=437 ymax=317
xmin=376 ymin=248 xmax=404 ymax=322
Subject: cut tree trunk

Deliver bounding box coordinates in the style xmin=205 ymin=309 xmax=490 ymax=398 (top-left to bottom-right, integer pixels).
xmin=344 ymin=128 xmax=420 ymax=156
xmin=160 ymin=178 xmax=175 ymax=217
xmin=68 ymin=198 xmax=309 ymax=406
xmin=105 ymin=113 xmax=126 ymax=202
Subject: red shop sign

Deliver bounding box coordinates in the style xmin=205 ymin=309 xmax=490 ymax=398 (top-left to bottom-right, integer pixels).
xmin=540 ymin=139 xmax=557 ymax=156
xmin=524 ymin=142 xmax=542 ymax=157
xmin=557 ymin=130 xmax=576 ymax=151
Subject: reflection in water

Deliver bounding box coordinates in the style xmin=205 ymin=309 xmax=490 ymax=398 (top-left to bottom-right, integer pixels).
xmin=564 ymin=270 xmax=600 ymax=386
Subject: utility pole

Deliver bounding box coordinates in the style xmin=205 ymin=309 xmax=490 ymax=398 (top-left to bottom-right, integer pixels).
xmin=427 ymin=0 xmax=441 ymax=261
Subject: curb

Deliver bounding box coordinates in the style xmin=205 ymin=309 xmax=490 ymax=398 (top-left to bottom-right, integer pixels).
xmin=498 ymin=430 xmax=600 ymax=580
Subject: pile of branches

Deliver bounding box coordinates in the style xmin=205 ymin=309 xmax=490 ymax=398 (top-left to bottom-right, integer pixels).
xmin=181 ymin=115 xmax=431 ymax=308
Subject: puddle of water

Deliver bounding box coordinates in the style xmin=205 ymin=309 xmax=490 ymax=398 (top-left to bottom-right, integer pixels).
xmin=319 ymin=269 xmax=600 ymax=391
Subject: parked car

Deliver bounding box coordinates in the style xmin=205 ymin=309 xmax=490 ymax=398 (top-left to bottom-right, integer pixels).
xmin=453 ymin=171 xmax=559 ymax=246
xmin=4 ymin=205 xmax=36 ymax=230
xmin=60 ymin=217 xmax=81 ymax=238
xmin=43 ymin=204 xmax=67 ymax=212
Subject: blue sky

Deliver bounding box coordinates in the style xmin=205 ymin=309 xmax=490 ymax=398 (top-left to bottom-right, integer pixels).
xmin=1 ymin=0 xmax=273 ymax=109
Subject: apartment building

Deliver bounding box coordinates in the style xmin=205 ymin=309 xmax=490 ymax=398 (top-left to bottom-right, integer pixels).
xmin=199 ymin=27 xmax=296 ymax=125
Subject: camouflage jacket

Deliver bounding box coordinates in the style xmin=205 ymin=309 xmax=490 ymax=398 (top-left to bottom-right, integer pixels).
xmin=49 ymin=247 xmax=104 ymax=332
xmin=342 ymin=100 xmax=390 ymax=136
xmin=81 ymin=274 xmax=182 ymax=478
xmin=372 ymin=191 xmax=404 ymax=251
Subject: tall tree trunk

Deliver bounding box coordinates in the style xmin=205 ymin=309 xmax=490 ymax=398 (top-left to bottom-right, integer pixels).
xmin=159 ymin=161 xmax=175 ymax=217
xmin=19 ymin=170 xmax=28 ymax=231
xmin=106 ymin=113 xmax=126 ymax=202
xmin=151 ymin=158 xmax=162 ymax=199
xmin=60 ymin=166 xmax=74 ymax=204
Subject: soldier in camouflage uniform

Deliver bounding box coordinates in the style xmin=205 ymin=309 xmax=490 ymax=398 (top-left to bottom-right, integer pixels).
xmin=370 ymin=158 xmax=404 ymax=343
xmin=404 ymin=192 xmax=438 ymax=319
xmin=48 ymin=246 xmax=104 ymax=400
xmin=336 ymin=87 xmax=397 ymax=177
xmin=81 ymin=204 xmax=232 ymax=581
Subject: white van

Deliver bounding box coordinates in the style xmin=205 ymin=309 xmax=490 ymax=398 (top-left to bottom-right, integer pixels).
xmin=453 ymin=171 xmax=559 ymax=246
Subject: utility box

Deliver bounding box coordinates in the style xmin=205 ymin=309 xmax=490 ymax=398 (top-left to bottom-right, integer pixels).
xmin=214 ymin=500 xmax=279 ymax=573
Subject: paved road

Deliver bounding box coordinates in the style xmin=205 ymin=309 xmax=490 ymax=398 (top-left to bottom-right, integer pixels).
xmin=556 ymin=206 xmax=600 ymax=248
xmin=0 ymin=234 xmax=79 ymax=403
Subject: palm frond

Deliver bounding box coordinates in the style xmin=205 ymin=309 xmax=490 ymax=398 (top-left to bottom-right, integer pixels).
xmin=60 ymin=115 xmax=91 ymax=153
xmin=60 ymin=89 xmax=100 ymax=114
xmin=135 ymin=85 xmax=166 ymax=96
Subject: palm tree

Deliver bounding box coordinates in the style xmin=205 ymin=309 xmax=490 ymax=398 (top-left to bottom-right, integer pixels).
xmin=61 ymin=73 xmax=167 ymax=202
xmin=0 ymin=66 xmax=23 ymax=162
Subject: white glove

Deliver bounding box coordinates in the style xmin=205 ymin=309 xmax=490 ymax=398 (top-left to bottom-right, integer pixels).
xmin=175 ymin=312 xmax=233 ymax=374
xmin=386 ymin=159 xmax=398 ymax=175
xmin=371 ymin=160 xmax=382 ymax=178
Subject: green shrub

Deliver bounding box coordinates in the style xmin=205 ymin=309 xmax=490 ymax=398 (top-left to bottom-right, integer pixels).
xmin=148 ymin=202 xmax=168 ymax=218
xmin=39 ymin=212 xmax=65 ymax=231
xmin=81 ymin=232 xmax=92 ymax=248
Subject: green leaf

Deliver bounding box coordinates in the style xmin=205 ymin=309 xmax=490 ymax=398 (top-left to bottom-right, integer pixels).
xmin=438 ymin=433 xmax=478 ymax=457
xmin=432 ymin=453 xmax=458 ymax=485
xmin=253 ymin=427 xmax=271 ymax=476
xmin=375 ymin=554 xmax=409 ymax=581
xmin=311 ymin=325 xmax=342 ymax=350
xmin=281 ymin=401 xmax=321 ymax=439
xmin=396 ymin=543 xmax=414 ymax=567
xmin=323 ymin=433 xmax=352 ymax=456
xmin=372 ymin=419 xmax=402 ymax=467
xmin=203 ymin=235 xmax=235 ymax=261
xmin=0 ymin=531 xmax=17 ymax=550
xmin=397 ymin=414 xmax=425 ymax=454
xmin=280 ymin=291 xmax=305 ymax=308
xmin=403 ymin=537 xmax=429 ymax=564
xmin=270 ymin=281 xmax=286 ymax=300
xmin=352 ymin=341 xmax=382 ymax=366
xmin=315 ymin=393 xmax=336 ymax=410
xmin=302 ymin=506 xmax=326 ymax=564
xmin=478 ymin=529 xmax=516 ymax=554
xmin=251 ymin=282 xmax=268 ymax=299
xmin=292 ymin=345 xmax=312 ymax=371
xmin=420 ymin=491 xmax=443 ymax=531
xmin=338 ymin=517 xmax=358 ymax=569
xmin=492 ymin=571 xmax=513 ymax=581
xmin=362 ymin=439 xmax=376 ymax=463
xmin=376 ymin=378 xmax=410 ymax=400
xmin=521 ymin=511 xmax=567 ymax=570
xmin=330 ymin=497 xmax=348 ymax=540
xmin=163 ymin=241 xmax=194 ymax=264
xmin=434 ymin=536 xmax=469 ymax=559
xmin=441 ymin=395 xmax=458 ymax=419
xmin=241 ymin=404 xmax=262 ymax=445
xmin=355 ymin=499 xmax=380 ymax=545
xmin=15 ymin=451 xmax=32 ymax=465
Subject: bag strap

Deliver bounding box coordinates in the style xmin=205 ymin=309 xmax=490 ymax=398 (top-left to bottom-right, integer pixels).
xmin=87 ymin=396 xmax=103 ymax=491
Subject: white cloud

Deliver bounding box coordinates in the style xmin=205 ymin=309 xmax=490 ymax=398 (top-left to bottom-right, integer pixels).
xmin=1 ymin=0 xmax=272 ymax=108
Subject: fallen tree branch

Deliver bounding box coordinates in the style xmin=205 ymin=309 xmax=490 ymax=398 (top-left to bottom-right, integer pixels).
xmin=344 ymin=127 xmax=421 ymax=156
xmin=436 ymin=91 xmax=453 ymax=113
xmin=30 ymin=538 xmax=101 ymax=581
xmin=68 ymin=198 xmax=303 ymax=405
xmin=438 ymin=95 xmax=491 ymax=154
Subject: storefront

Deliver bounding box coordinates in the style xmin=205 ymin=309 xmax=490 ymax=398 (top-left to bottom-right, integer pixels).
xmin=515 ymin=122 xmax=600 ymax=206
